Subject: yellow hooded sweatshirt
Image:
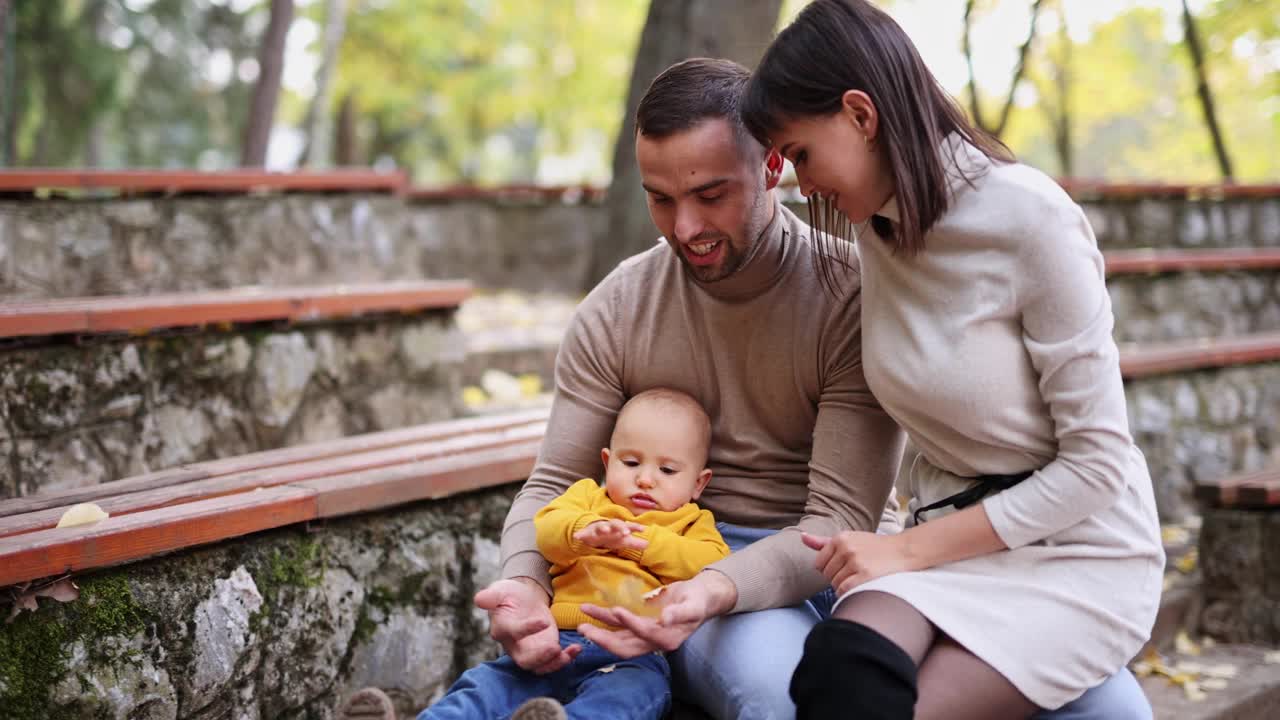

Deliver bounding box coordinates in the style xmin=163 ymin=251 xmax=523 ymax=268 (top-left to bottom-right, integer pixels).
xmin=534 ymin=478 xmax=730 ymax=630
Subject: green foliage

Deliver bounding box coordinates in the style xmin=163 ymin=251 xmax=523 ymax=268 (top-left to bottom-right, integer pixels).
xmin=333 ymin=0 xmax=646 ymax=184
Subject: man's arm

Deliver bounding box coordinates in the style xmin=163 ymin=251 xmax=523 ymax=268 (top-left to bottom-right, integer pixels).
xmin=708 ymin=281 xmax=904 ymax=612
xmin=500 ymin=277 xmax=627 ymax=595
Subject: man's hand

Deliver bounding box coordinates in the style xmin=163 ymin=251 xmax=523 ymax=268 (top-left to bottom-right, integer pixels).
xmin=573 ymin=519 xmax=650 ymax=552
xmin=474 ymin=578 xmax=581 ymax=674
xmin=576 ymin=570 xmax=738 ymax=657
xmin=802 ymin=530 xmax=912 ymax=595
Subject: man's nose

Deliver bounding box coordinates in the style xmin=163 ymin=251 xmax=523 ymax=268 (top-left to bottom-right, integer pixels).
xmin=797 ymin=173 xmax=816 ymax=198
xmin=673 ymin=204 xmax=706 ymax=243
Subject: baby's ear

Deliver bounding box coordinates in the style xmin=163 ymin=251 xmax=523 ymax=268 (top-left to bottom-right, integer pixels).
xmin=600 ymin=448 xmax=611 ymax=470
xmin=692 ymin=468 xmax=713 ymax=500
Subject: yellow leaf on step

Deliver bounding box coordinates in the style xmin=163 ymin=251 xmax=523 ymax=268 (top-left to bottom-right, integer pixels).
xmin=56 ymin=503 xmax=109 ymax=528
xmin=461 ymin=386 xmax=488 ymax=408
xmin=1174 ymin=548 xmax=1198 ymax=574
xmin=517 ymin=374 xmax=543 ymax=398
xmin=1175 ymin=630 xmax=1201 ymax=656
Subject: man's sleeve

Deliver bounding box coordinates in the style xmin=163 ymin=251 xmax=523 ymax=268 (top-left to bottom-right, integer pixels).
xmin=499 ymin=279 xmax=627 ymax=596
xmin=710 ymin=280 xmax=905 ymax=612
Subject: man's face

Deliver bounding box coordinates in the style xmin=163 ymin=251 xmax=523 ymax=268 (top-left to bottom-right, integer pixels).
xmin=636 ymin=118 xmax=775 ymax=283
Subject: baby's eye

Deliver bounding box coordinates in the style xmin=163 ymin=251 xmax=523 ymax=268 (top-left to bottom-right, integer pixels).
xmin=660 ymin=466 xmax=677 ymax=475
xmin=622 ymin=459 xmax=640 ymax=467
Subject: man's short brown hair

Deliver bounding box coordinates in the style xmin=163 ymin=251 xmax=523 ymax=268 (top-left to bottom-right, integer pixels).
xmin=635 ymin=57 xmax=757 ymax=152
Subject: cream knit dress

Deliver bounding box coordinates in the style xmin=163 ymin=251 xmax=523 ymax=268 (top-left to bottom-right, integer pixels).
xmin=843 ymin=136 xmax=1165 ymax=709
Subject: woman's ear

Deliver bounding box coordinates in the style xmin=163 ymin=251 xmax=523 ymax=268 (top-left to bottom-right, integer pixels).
xmin=692 ymin=468 xmax=713 ymax=500
xmin=841 ymin=89 xmax=879 ymax=144
xmin=764 ymin=147 xmax=784 ymax=189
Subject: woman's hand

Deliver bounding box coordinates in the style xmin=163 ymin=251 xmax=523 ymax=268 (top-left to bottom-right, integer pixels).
xmin=802 ymin=530 xmax=914 ymax=595
xmin=573 ymin=519 xmax=650 ymax=552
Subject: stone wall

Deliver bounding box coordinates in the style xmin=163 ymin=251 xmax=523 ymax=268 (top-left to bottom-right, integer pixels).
xmin=1199 ymin=507 xmax=1280 ymax=645
xmin=1126 ymin=363 xmax=1280 ymax=521
xmin=1109 ymin=271 xmax=1280 ymax=344
xmin=4 ymin=191 xmax=1275 ymax=301
xmin=0 ymin=311 xmax=466 ymax=499
xmin=0 ymin=485 xmax=516 ymax=720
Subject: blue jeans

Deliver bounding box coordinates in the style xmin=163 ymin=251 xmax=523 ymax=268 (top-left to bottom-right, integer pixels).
xmin=670 ymin=523 xmax=1153 ymax=720
xmin=417 ymin=630 xmax=671 ymax=720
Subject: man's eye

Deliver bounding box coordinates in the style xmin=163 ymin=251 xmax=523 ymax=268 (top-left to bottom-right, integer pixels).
xmin=794 ymin=150 xmax=807 ymax=165
xmin=651 ymin=195 xmax=671 ymax=205
xmin=698 ymin=194 xmax=723 ymax=204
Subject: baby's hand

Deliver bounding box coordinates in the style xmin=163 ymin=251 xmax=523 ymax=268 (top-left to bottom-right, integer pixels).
xmin=574 ymin=520 xmax=650 ymax=552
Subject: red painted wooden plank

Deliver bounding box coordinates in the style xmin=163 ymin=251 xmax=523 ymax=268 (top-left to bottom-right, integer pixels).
xmin=0 ymin=282 xmax=471 ymax=339
xmin=0 ymin=422 xmax=546 ymax=537
xmin=1105 ymin=249 xmax=1280 ymax=276
xmin=0 ymin=486 xmax=318 ymax=587
xmin=1120 ymin=333 xmax=1280 ymax=379
xmin=0 ymin=409 xmax=549 ymax=518
xmin=299 ymin=440 xmax=541 ymax=518
xmin=0 ymin=169 xmax=407 ymax=194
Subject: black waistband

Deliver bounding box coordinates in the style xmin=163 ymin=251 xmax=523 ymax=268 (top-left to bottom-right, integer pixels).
xmin=911 ymin=471 xmax=1033 ymax=526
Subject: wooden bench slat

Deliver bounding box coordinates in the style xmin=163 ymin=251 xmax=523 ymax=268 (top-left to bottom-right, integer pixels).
xmin=0 ymin=282 xmax=471 ymax=339
xmin=0 ymin=431 xmax=543 ymax=587
xmin=0 ymin=422 xmax=546 ymax=538
xmin=0 ymin=169 xmax=407 ymax=194
xmin=0 ymin=409 xmax=550 ymax=518
xmin=1105 ymin=248 xmax=1280 ymax=275
xmin=0 ymin=485 xmax=319 ymax=587
xmin=301 ymin=440 xmax=542 ymax=518
xmin=1119 ymin=332 xmax=1280 ymax=379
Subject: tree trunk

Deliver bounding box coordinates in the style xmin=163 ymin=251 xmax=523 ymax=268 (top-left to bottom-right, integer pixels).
xmin=587 ymin=0 xmax=784 ymax=289
xmin=1180 ymin=0 xmax=1234 ymax=181
xmin=334 ymin=91 xmax=356 ymax=166
xmin=1051 ymin=5 xmax=1072 ymax=178
xmin=241 ymin=0 xmax=294 ymax=167
xmin=0 ymin=0 xmax=14 ymax=166
xmin=964 ymin=0 xmax=1045 ymax=138
xmin=301 ymin=0 xmax=346 ymax=168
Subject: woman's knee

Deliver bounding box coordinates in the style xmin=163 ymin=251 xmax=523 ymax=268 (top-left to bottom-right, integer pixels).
xmin=790 ymin=619 xmax=918 ymax=720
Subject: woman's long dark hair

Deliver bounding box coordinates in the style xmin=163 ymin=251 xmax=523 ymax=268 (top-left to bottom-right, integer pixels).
xmin=742 ymin=0 xmax=1013 ymax=258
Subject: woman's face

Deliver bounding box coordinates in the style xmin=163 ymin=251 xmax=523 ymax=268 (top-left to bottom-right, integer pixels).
xmin=769 ymin=98 xmax=894 ymax=224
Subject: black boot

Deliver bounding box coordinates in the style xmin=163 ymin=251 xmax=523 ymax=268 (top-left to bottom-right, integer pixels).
xmin=790 ymin=619 xmax=919 ymax=719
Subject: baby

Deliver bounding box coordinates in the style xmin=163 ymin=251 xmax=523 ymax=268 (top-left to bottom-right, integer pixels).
xmin=418 ymin=387 xmax=729 ymax=720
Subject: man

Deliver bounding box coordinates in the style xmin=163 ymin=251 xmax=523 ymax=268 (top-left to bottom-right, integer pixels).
xmin=382 ymin=58 xmax=1152 ymax=720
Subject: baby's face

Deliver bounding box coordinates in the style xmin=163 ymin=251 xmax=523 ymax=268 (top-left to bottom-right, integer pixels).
xmin=602 ymin=404 xmax=711 ymax=515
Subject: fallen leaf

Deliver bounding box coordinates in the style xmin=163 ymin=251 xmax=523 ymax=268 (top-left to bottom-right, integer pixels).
xmin=460 ymin=386 xmax=488 ymax=408
xmin=1161 ymin=525 xmax=1191 ymax=545
xmin=5 ymin=594 xmax=37 ymax=624
xmin=1264 ymin=651 xmax=1280 ymax=665
xmin=1201 ymin=678 xmax=1229 ymax=690
xmin=1175 ymin=630 xmax=1201 ymax=656
xmin=1183 ymin=681 xmax=1207 ymax=702
xmin=56 ymin=502 xmax=110 ymax=528
xmin=595 ymin=664 xmax=617 ymax=674
xmin=1174 ymin=548 xmax=1198 ymax=574
xmin=34 ymin=578 xmax=79 ymax=603
xmin=1202 ymin=664 xmax=1238 ymax=679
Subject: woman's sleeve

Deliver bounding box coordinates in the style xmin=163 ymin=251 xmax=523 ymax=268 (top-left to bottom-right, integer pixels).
xmin=982 ymin=200 xmax=1134 ymax=550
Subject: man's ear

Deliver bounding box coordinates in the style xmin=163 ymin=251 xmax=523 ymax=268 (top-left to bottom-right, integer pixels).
xmin=764 ymin=147 xmax=784 ymax=190
xmin=841 ymin=89 xmax=879 ymax=144
xmin=692 ymin=468 xmax=713 ymax=500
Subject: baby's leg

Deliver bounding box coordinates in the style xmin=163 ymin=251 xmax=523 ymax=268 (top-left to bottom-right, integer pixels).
xmin=564 ymin=649 xmax=671 ymax=720
xmin=415 ymin=654 xmax=550 ymax=720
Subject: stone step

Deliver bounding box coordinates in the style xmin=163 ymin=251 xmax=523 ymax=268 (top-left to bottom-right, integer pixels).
xmin=1140 ymin=644 xmax=1280 ymax=720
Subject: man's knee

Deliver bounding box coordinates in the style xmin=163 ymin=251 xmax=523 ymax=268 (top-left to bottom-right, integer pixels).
xmin=790 ymin=619 xmax=917 ymax=720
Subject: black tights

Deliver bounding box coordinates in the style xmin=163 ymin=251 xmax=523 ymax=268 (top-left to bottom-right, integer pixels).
xmin=791 ymin=591 xmax=1040 ymax=720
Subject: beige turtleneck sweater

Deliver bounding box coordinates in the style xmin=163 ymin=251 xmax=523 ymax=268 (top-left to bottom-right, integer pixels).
xmin=500 ymin=201 xmax=904 ymax=612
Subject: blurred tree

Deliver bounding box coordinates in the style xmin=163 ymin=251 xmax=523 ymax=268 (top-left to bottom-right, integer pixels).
xmin=333 ymin=0 xmax=645 ymax=183
xmin=588 ymin=0 xmax=785 ymax=288
xmin=0 ymin=0 xmax=13 ymax=165
xmin=300 ymin=0 xmax=347 ymax=167
xmin=1180 ymin=0 xmax=1234 ymax=180
xmin=962 ymin=0 xmax=1045 ymax=138
xmin=242 ymin=0 xmax=294 ymax=166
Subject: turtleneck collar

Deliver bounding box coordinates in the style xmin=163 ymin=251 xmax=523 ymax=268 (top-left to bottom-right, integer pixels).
xmin=872 ymin=132 xmax=993 ymax=227
xmin=693 ymin=198 xmax=793 ymax=302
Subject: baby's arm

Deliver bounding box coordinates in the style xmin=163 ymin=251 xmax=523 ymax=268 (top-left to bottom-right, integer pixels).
xmin=615 ymin=509 xmax=730 ymax=583
xmin=534 ymin=479 xmax=647 ymax=564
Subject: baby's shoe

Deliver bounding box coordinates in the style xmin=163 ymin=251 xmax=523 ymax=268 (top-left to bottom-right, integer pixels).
xmin=511 ymin=696 xmax=567 ymax=720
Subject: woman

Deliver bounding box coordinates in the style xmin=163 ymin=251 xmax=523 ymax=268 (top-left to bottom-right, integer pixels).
xmin=740 ymin=1 xmax=1164 ymax=719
